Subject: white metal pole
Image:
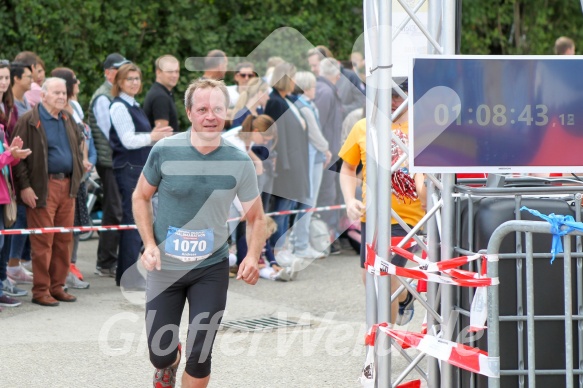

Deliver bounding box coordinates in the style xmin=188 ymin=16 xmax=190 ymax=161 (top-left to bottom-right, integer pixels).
xmin=375 ymin=0 xmax=393 ymax=385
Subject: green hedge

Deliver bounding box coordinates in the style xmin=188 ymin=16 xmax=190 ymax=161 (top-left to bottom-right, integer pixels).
xmin=3 ymin=0 xmax=580 ymax=127
xmin=0 ymin=0 xmax=363 ymax=127
xmin=460 ymin=0 xmax=583 ymax=55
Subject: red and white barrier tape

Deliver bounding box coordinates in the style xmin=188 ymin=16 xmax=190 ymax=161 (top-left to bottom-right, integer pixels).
xmin=365 ymin=244 xmax=498 ymax=287
xmin=469 ymin=259 xmax=490 ymax=332
xmin=242 ymin=204 xmax=346 ymax=222
xmin=0 ymin=204 xmax=347 ymax=235
xmin=379 ymin=325 xmax=499 ymax=378
xmin=0 ymin=224 xmax=138 ymax=235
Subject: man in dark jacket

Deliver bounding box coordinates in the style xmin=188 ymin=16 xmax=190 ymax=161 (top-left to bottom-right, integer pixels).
xmin=307 ymin=46 xmax=365 ymax=118
xmin=12 ymin=77 xmax=84 ymax=307
xmin=313 ymin=58 xmax=344 ymax=253
xmin=86 ymin=53 xmax=130 ymax=277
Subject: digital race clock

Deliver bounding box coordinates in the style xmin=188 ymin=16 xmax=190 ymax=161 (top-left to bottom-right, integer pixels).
xmin=410 ymin=56 xmax=583 ymax=173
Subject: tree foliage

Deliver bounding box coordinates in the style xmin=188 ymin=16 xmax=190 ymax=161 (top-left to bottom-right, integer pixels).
xmin=2 ymin=0 xmax=582 ymax=123
xmin=0 ymin=0 xmax=363 ymax=123
xmin=460 ymin=0 xmax=583 ymax=55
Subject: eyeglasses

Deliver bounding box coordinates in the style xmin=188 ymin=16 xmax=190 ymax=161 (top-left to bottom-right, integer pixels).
xmin=162 ymin=70 xmax=180 ymax=74
xmin=238 ymin=73 xmax=256 ymax=79
xmin=126 ymin=77 xmax=141 ymax=83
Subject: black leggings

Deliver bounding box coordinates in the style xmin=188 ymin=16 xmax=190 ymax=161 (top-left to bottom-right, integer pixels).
xmin=359 ymin=222 xmax=410 ymax=268
xmin=146 ymin=259 xmax=229 ymax=378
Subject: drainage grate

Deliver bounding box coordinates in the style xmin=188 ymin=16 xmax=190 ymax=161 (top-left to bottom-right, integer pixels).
xmin=221 ymin=316 xmax=310 ymax=332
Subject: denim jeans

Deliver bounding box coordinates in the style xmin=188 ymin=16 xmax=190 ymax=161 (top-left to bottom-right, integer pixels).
xmin=292 ymin=144 xmax=324 ymax=252
xmin=114 ymin=164 xmax=145 ymax=288
xmin=0 ymin=204 xmax=30 ymax=282
xmin=269 ymin=196 xmax=297 ymax=250
xmin=0 ymin=204 xmax=6 ymax=282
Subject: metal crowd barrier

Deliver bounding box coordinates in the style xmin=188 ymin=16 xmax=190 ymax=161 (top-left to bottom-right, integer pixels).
xmin=486 ymin=222 xmax=583 ymax=388
xmin=452 ymin=180 xmax=583 ymax=388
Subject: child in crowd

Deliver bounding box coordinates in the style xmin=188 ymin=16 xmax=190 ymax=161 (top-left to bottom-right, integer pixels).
xmin=231 ymin=216 xmax=299 ymax=282
xmin=258 ymin=216 xmax=299 ymax=281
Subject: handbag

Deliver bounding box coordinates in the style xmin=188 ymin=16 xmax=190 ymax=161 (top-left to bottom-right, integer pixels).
xmin=3 ymin=172 xmax=16 ymax=228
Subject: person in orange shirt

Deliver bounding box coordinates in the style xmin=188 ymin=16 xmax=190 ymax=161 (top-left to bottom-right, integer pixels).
xmin=339 ymin=78 xmax=426 ymax=325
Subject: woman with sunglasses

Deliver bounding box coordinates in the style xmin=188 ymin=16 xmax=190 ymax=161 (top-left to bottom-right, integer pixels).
xmin=227 ymin=62 xmax=257 ymax=111
xmin=109 ymin=63 xmax=172 ymax=290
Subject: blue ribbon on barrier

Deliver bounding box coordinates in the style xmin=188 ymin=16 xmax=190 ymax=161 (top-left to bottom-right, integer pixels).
xmin=520 ymin=206 xmax=582 ymax=264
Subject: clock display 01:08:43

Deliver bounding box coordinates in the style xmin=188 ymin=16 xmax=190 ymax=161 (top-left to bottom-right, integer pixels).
xmin=433 ymin=104 xmax=575 ymax=127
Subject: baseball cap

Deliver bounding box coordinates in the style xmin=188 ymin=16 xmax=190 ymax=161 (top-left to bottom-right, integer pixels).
xmin=103 ymin=53 xmax=131 ymax=70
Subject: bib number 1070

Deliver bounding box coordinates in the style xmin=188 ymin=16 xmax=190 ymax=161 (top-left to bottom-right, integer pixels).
xmin=173 ymin=239 xmax=207 ymax=253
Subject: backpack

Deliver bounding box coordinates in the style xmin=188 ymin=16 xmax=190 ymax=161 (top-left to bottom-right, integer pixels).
xmin=310 ymin=215 xmax=331 ymax=256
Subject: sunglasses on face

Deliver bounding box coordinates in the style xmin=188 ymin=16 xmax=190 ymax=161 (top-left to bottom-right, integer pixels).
xmin=238 ymin=73 xmax=256 ymax=79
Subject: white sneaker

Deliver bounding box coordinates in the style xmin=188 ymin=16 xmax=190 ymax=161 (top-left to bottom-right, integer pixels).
xmin=7 ymin=266 xmax=33 ymax=284
xmin=21 ymin=262 xmax=33 ymax=275
xmin=289 ymin=258 xmax=303 ymax=281
xmin=66 ymin=272 xmax=90 ymax=289
xmin=1 ymin=278 xmax=27 ymax=297
xmin=275 ymin=249 xmax=297 ymax=267
xmin=294 ymin=246 xmax=326 ymax=260
xmin=272 ymin=268 xmax=291 ymax=282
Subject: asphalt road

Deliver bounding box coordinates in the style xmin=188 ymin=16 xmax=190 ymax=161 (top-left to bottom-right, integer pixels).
xmin=0 ymin=236 xmax=424 ymax=387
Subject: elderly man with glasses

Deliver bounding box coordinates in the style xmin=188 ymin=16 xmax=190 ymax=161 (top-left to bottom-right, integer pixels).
xmin=12 ymin=77 xmax=85 ymax=307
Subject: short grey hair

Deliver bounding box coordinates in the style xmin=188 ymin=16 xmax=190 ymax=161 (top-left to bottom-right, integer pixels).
xmin=293 ymin=71 xmax=316 ymax=92
xmin=41 ymin=77 xmax=67 ymax=93
xmin=319 ymin=58 xmax=340 ymax=78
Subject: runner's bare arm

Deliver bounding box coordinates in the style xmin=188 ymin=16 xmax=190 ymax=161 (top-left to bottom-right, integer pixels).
xmin=339 ymin=161 xmax=365 ymax=221
xmin=237 ymin=196 xmax=266 ymax=285
xmin=133 ymin=173 xmax=160 ymax=271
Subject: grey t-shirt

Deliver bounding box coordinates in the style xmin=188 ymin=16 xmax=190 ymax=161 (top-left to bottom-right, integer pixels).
xmin=142 ymin=131 xmax=259 ymax=270
xmin=14 ymin=96 xmax=31 ymax=117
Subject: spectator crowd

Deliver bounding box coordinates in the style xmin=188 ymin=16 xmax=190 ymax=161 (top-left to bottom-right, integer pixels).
xmin=0 ymin=46 xmax=425 ymax=317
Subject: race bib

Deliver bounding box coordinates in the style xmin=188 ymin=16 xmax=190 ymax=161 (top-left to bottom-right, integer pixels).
xmin=165 ymin=226 xmax=214 ymax=262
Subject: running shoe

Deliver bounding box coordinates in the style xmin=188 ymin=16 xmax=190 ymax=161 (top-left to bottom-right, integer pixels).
xmin=1 ymin=278 xmax=27 ymax=297
xmin=294 ymin=246 xmax=326 ymax=260
xmin=66 ymin=272 xmax=90 ymax=289
xmin=95 ymin=266 xmax=116 ymax=277
xmin=0 ymin=294 xmax=22 ymax=307
xmin=274 ymin=249 xmax=297 ymax=267
xmin=329 ymin=240 xmax=342 ymax=255
xmin=288 ymin=258 xmax=303 ymax=281
xmin=69 ymin=263 xmax=84 ymax=281
xmin=21 ymin=260 xmax=33 ymax=273
xmin=395 ymin=291 xmax=415 ymax=326
xmin=7 ymin=265 xmax=33 ymax=284
xmin=273 ymin=268 xmax=290 ymax=282
xmin=153 ymin=342 xmax=181 ymax=388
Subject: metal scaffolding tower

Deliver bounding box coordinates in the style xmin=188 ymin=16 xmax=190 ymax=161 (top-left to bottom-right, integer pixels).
xmin=363 ymin=0 xmax=457 ymax=386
